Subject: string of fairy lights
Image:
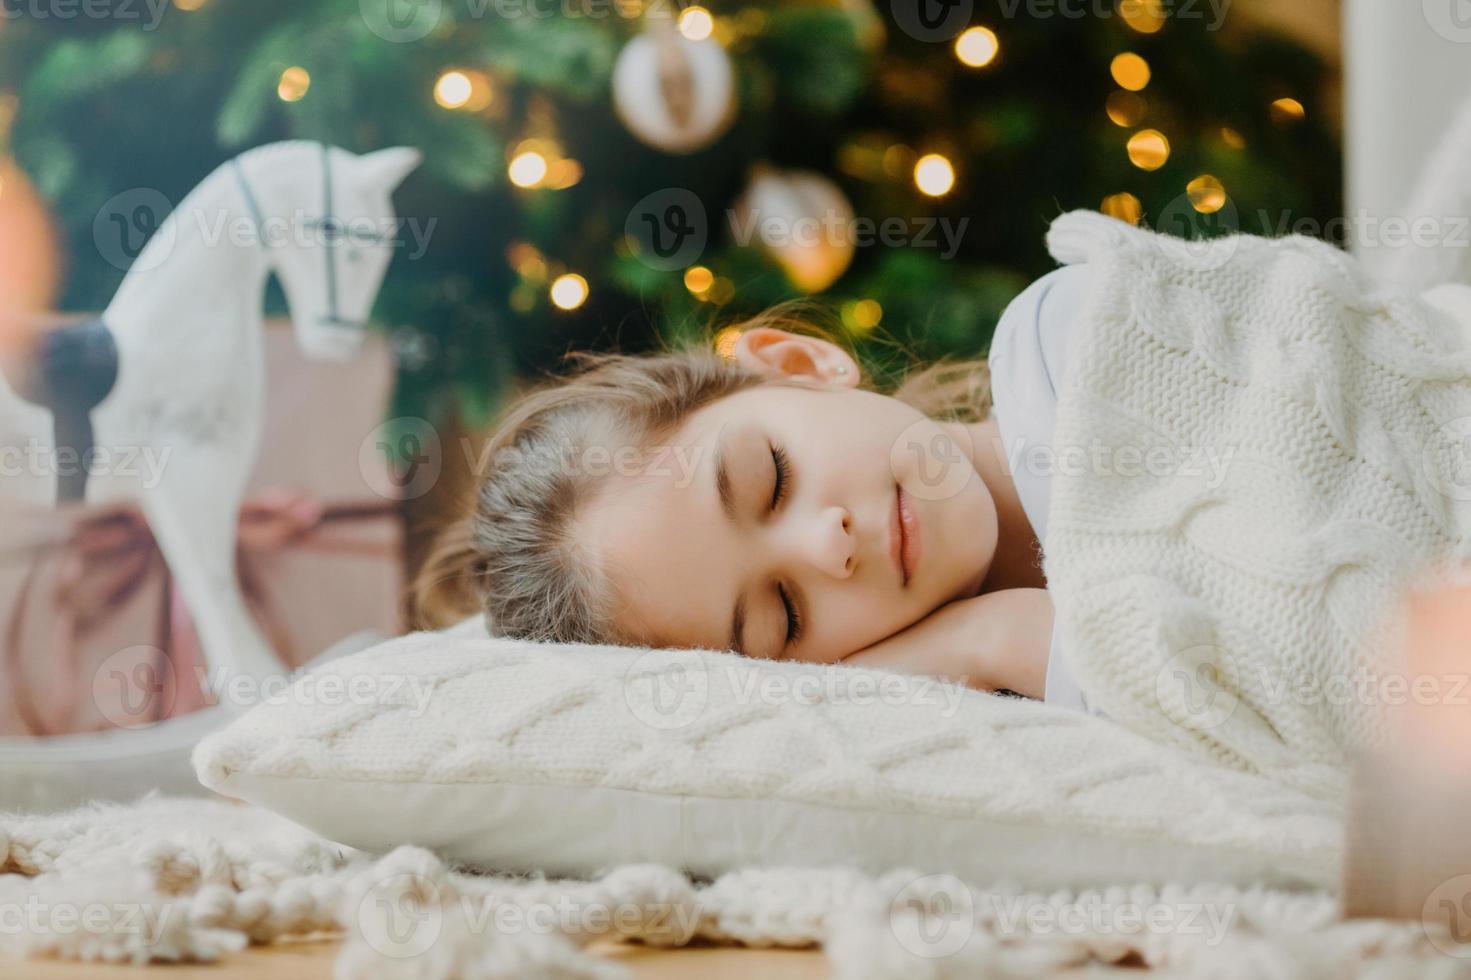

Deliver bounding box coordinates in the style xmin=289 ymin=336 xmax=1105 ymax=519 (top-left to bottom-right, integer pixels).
xmin=210 ymin=0 xmax=1310 ymax=323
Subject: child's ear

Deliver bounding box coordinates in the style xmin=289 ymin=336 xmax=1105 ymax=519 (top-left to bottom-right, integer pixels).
xmin=732 ymin=327 xmax=860 ymax=387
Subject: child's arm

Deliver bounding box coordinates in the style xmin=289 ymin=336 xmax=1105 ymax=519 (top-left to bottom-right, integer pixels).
xmin=840 ymin=587 xmax=1054 ymax=698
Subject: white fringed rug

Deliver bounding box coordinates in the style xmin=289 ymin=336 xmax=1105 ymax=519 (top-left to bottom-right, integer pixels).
xmin=0 ymin=795 xmax=1460 ymax=979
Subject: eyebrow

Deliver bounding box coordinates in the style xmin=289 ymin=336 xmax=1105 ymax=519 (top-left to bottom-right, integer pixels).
xmin=715 ymin=436 xmax=747 ymax=654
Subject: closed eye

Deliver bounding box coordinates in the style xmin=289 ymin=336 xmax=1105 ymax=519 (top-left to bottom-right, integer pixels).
xmin=768 ymin=443 xmax=801 ymax=649
xmin=770 ymin=444 xmax=791 ymax=510
xmin=778 ymin=582 xmax=803 ymax=645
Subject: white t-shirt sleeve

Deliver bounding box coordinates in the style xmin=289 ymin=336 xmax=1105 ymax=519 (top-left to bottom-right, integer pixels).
xmin=988 ymin=263 xmax=1096 ymax=714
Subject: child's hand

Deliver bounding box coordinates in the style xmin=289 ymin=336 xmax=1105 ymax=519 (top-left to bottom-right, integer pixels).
xmin=840 ymin=588 xmax=1054 ymax=698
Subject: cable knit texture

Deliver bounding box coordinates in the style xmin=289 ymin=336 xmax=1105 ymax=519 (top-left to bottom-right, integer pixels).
xmin=192 ymin=629 xmax=1343 ymax=882
xmin=1041 ymin=210 xmax=1471 ymax=802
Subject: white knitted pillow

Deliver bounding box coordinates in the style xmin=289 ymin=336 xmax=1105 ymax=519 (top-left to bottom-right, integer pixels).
xmin=193 ymin=624 xmax=1344 ymax=891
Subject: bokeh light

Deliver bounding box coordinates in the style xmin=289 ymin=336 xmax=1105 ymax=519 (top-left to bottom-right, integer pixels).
xmin=913 ymin=154 xmax=955 ymax=197
xmin=508 ymin=150 xmax=549 ymax=188
xmin=1100 ymin=192 xmax=1143 ymax=225
xmin=434 ymin=71 xmax=473 ymax=109
xmin=1187 ymin=174 xmax=1227 ymax=214
xmin=1126 ymin=129 xmax=1170 ymax=170
xmin=678 ymin=6 xmax=714 ymax=41
xmin=277 ymin=66 xmax=310 ymax=102
xmin=549 ymin=273 xmax=589 ymax=310
xmin=1106 ymin=91 xmax=1147 ymax=127
xmin=684 ymin=265 xmax=715 ymax=296
xmin=1110 ymin=53 xmax=1151 ymax=92
xmin=954 ymin=27 xmax=999 ymax=68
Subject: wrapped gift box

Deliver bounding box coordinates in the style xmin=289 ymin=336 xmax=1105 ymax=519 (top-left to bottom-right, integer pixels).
xmin=0 ymin=319 xmax=403 ymax=738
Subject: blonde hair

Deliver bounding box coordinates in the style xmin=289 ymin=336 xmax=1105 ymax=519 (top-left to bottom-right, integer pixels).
xmin=412 ymin=304 xmax=991 ymax=635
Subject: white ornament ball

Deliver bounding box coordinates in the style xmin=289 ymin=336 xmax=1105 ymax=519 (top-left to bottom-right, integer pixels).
xmin=733 ymin=166 xmax=856 ymax=293
xmin=612 ymin=28 xmax=736 ymax=155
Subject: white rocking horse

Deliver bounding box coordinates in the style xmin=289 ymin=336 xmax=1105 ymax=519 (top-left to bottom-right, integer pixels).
xmin=0 ymin=140 xmax=420 ymax=709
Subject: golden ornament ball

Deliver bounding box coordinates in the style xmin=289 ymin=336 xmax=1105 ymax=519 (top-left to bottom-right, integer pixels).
xmin=732 ymin=165 xmax=856 ymax=293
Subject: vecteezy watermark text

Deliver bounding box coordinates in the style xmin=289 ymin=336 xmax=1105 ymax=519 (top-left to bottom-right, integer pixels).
xmin=91 ymin=646 xmax=439 ymax=729
xmin=888 ymin=873 xmax=1237 ymax=959
xmin=357 ymin=0 xmax=673 ymax=44
xmin=995 ymin=0 xmax=1230 ymax=30
xmin=95 ymin=189 xmax=438 ymax=272
xmin=0 ymin=898 xmax=173 ymax=945
xmin=888 ymin=0 xmax=1231 ymax=42
xmin=0 ymin=440 xmax=171 ymax=489
xmin=0 ymin=0 xmax=169 ymax=30
xmin=728 ymin=209 xmax=969 ymax=262
xmin=622 ymin=649 xmax=972 ymax=731
xmin=358 ymin=878 xmax=704 ymax=960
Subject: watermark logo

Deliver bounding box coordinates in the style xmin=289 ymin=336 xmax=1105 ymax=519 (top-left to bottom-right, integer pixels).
xmin=354 ymin=871 xmax=705 ymax=955
xmin=890 ymin=0 xmax=973 ymax=42
xmin=889 ymin=874 xmax=976 ymax=958
xmin=94 ymin=188 xmax=175 ymax=273
xmin=1422 ymin=415 xmax=1471 ymax=503
xmin=887 ymin=873 xmax=1238 ymax=958
xmin=621 ymin=652 xmax=972 ymax=731
xmin=623 ymin=649 xmax=712 ymax=730
xmin=360 ymin=0 xmax=444 ymax=42
xmin=92 ymin=645 xmax=176 ymax=729
xmin=91 ymin=658 xmax=439 ymax=728
xmin=1424 ymin=0 xmax=1471 ymax=43
xmin=463 ymin=439 xmax=705 ymax=488
xmin=890 ymin=420 xmax=975 ymax=502
xmin=358 ymin=873 xmax=444 ymax=958
xmin=360 ymin=417 xmax=443 ymax=501
xmin=93 ymin=191 xmax=435 ymax=272
xmin=1152 ymin=190 xmax=1241 ymax=271
xmin=625 ymin=188 xmax=708 ymax=272
xmin=989 ymin=892 xmax=1236 ymax=944
xmin=1424 ymin=873 xmax=1471 ymax=958
xmin=1001 ymin=435 xmax=1237 ymax=490
xmin=1154 ymin=644 xmax=1239 ymax=731
xmin=1250 ymin=210 xmax=1471 ymax=252
xmin=1252 ymin=665 xmax=1471 ymax=710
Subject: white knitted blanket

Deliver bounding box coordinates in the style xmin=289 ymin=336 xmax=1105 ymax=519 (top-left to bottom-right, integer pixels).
xmin=1042 ymin=210 xmax=1471 ymax=802
xmin=0 ymin=796 xmax=1456 ymax=978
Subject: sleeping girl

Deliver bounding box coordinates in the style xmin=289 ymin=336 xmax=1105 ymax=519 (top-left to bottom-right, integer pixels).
xmin=420 ymin=204 xmax=1471 ymax=794
xmin=416 ymin=264 xmax=1097 ymax=711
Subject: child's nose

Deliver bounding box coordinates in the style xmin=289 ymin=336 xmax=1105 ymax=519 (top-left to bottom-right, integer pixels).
xmin=803 ymin=506 xmax=854 ymax=578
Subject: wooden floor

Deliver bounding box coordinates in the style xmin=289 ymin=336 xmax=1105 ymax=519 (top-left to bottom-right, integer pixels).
xmin=14 ymin=936 xmax=831 ymax=979
xmin=7 ymin=935 xmax=1163 ymax=977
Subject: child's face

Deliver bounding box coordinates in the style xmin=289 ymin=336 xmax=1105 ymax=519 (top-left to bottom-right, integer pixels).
xmin=578 ymin=379 xmax=999 ymax=664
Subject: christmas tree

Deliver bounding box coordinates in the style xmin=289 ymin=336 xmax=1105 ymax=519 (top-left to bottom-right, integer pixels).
xmin=0 ymin=0 xmax=1340 ymax=425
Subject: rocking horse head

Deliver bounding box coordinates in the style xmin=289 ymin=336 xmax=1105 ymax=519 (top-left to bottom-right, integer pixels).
xmin=230 ymin=141 xmax=422 ymax=361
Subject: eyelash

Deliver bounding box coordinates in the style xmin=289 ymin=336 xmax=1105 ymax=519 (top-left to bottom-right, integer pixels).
xmin=769 ymin=444 xmax=801 ymax=645
xmin=779 ymin=583 xmax=803 ymax=644
xmin=770 ymin=444 xmax=791 ymax=509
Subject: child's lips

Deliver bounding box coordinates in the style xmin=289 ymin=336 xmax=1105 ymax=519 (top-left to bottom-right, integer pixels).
xmin=891 ymin=484 xmax=920 ymax=587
